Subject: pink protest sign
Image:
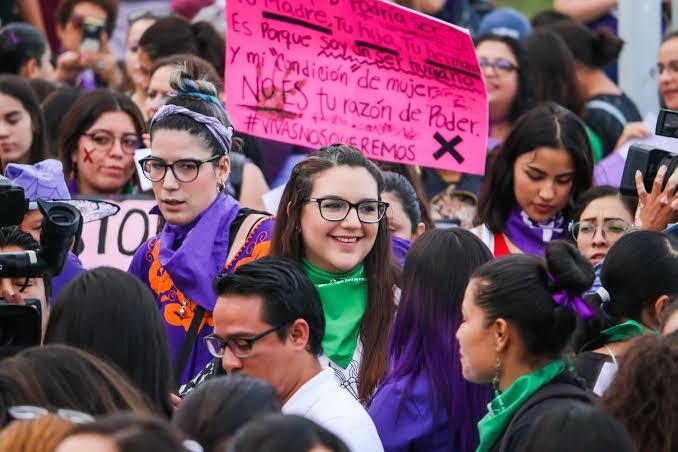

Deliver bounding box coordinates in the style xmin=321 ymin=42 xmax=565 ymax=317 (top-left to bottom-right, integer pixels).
xmin=79 ymin=198 xmax=158 ymax=270
xmin=225 ymin=0 xmax=488 ymax=174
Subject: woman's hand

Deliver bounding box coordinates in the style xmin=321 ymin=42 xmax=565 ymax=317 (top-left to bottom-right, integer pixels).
xmin=614 ymin=122 xmax=651 ymax=151
xmin=81 ymin=51 xmax=123 ymax=88
xmin=55 ymin=51 xmax=83 ymax=84
xmin=634 ymin=164 xmax=678 ymax=230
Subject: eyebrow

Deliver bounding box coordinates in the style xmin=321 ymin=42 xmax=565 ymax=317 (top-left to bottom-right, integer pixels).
xmin=313 ymin=195 xmax=380 ymax=202
xmin=3 ymin=110 xmax=21 ymax=118
xmin=580 ymin=216 xmax=628 ymax=222
xmin=525 ymin=165 xmax=575 ymax=177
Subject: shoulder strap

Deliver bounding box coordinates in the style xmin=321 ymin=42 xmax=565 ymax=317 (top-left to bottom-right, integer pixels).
xmin=174 ymin=306 xmax=205 ymax=386
xmin=498 ymin=383 xmax=593 ymax=452
xmin=229 ymin=152 xmax=246 ymax=199
xmin=586 ymin=99 xmax=628 ymax=128
xmin=173 ymin=207 xmax=270 ymax=387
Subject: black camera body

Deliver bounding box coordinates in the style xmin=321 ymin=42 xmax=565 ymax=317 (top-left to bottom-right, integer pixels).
xmin=0 ymin=176 xmax=81 ymax=357
xmin=620 ymin=109 xmax=678 ymax=196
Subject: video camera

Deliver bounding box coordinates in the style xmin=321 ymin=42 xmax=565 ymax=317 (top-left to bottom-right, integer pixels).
xmin=0 ymin=175 xmax=82 ymax=357
xmin=620 ymin=109 xmax=678 ymax=196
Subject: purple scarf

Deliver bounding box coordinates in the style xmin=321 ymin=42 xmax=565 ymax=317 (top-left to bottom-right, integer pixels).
xmin=503 ymin=206 xmax=566 ymax=257
xmin=390 ymin=236 xmax=411 ymax=268
xmin=158 ymin=193 xmax=240 ymax=311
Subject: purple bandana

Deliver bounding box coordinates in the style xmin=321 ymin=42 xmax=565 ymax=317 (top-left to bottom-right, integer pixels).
xmin=158 ymin=193 xmax=241 ymax=311
xmin=150 ymin=105 xmax=233 ymax=154
xmin=503 ymin=206 xmax=566 ymax=257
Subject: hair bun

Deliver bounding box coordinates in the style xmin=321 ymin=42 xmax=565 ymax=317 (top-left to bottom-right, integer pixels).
xmin=545 ymin=240 xmax=595 ymax=294
xmin=591 ymin=28 xmax=623 ymax=67
xmin=169 ymin=70 xmax=221 ymax=107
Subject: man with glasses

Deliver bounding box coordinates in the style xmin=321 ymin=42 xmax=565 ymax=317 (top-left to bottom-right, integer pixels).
xmin=207 ymin=256 xmax=384 ymax=452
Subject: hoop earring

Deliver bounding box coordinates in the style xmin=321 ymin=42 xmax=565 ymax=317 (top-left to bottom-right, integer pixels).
xmin=217 ymin=181 xmax=225 ymax=193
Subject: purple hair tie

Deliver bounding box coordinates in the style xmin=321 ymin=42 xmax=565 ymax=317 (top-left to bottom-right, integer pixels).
xmin=3 ymin=30 xmax=19 ymax=45
xmin=150 ymin=104 xmax=233 ymax=154
xmin=547 ymin=273 xmax=595 ymax=320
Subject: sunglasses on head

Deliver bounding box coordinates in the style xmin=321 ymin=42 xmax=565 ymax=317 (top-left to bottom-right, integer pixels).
xmin=127 ymin=9 xmax=172 ymax=25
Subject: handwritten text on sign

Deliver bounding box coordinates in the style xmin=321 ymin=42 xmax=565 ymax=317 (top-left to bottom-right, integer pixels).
xmin=226 ymin=0 xmax=488 ymax=175
xmin=79 ymin=198 xmax=158 ymax=271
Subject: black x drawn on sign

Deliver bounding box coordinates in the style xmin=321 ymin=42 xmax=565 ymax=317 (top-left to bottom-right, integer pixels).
xmin=433 ymin=132 xmax=464 ymax=163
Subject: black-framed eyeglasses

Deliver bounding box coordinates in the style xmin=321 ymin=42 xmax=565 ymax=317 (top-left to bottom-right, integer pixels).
xmin=81 ymin=130 xmax=140 ymax=155
xmin=204 ymin=324 xmax=286 ymax=359
xmin=139 ymin=155 xmax=221 ymax=183
xmin=3 ymin=405 xmax=94 ymax=425
xmin=570 ymin=219 xmax=633 ymax=241
xmin=304 ymin=197 xmax=388 ymax=223
xmin=478 ymin=57 xmax=519 ymax=73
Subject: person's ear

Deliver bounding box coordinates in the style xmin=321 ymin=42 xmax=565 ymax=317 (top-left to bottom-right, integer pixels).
xmin=218 ymin=155 xmax=231 ymax=182
xmin=493 ymin=318 xmax=509 ymax=353
xmin=654 ymin=295 xmax=671 ymax=324
xmin=21 ymin=58 xmax=37 ymax=79
xmin=287 ymin=318 xmax=310 ymax=350
xmin=413 ymin=222 xmax=426 ymax=239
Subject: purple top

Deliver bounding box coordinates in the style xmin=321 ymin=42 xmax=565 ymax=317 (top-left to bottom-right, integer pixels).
xmin=594 ymin=151 xmax=625 ymax=187
xmin=369 ymin=370 xmax=452 ymax=452
xmin=50 ymin=251 xmax=85 ymax=304
xmin=128 ymin=195 xmax=274 ymax=384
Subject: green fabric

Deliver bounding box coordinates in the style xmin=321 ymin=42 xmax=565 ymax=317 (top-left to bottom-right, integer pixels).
xmin=601 ymin=319 xmax=656 ymax=342
xmin=476 ymin=360 xmax=565 ymax=452
xmin=302 ymin=259 xmax=367 ymax=369
xmin=586 ymin=126 xmax=604 ymax=162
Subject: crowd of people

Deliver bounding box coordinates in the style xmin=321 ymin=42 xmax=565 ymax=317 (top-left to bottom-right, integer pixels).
xmin=0 ymin=0 xmax=678 ymax=451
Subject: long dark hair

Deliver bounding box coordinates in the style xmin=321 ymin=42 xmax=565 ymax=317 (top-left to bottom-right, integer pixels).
xmin=475 ymin=102 xmax=594 ymax=231
xmin=0 ymin=74 xmax=46 ymax=169
xmin=270 ymin=144 xmax=397 ymax=404
xmin=523 ymin=31 xmax=584 ymax=115
xmin=374 ymin=229 xmax=493 ymax=450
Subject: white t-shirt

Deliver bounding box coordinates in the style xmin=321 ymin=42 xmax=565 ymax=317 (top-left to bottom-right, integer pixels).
xmin=283 ymin=368 xmax=384 ymax=452
xmin=319 ymin=342 xmax=363 ymax=401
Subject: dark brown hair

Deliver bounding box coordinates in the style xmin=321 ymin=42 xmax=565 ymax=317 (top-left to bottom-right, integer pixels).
xmin=523 ymin=31 xmax=584 ymax=115
xmin=56 ymin=0 xmax=119 ymax=38
xmin=547 ymin=18 xmax=623 ymax=69
xmin=270 ymin=144 xmax=397 ymax=403
xmin=0 ymin=74 xmax=47 ymax=168
xmin=139 ymin=17 xmax=225 ymax=78
xmin=58 ymin=88 xmax=145 ymax=184
xmin=0 ymin=345 xmax=155 ymax=422
xmin=603 ymin=334 xmax=678 ymax=452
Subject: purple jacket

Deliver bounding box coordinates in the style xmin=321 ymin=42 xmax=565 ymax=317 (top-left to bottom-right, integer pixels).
xmin=368 ymin=370 xmax=452 ymax=452
xmin=51 ymin=251 xmax=85 ymax=304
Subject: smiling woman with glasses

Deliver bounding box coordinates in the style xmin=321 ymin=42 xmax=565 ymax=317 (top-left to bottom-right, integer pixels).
xmin=270 ymin=144 xmax=397 ymax=405
xmin=128 ymin=72 xmax=274 ymax=388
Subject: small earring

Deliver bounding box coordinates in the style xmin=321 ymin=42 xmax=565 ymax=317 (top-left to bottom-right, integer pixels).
xmin=492 ymin=354 xmax=503 ymax=401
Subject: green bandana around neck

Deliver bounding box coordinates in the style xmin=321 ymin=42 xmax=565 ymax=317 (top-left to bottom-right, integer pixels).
xmin=476 ymin=360 xmax=565 ymax=452
xmin=601 ymin=319 xmax=657 ymax=343
xmin=302 ymin=259 xmax=368 ymax=369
